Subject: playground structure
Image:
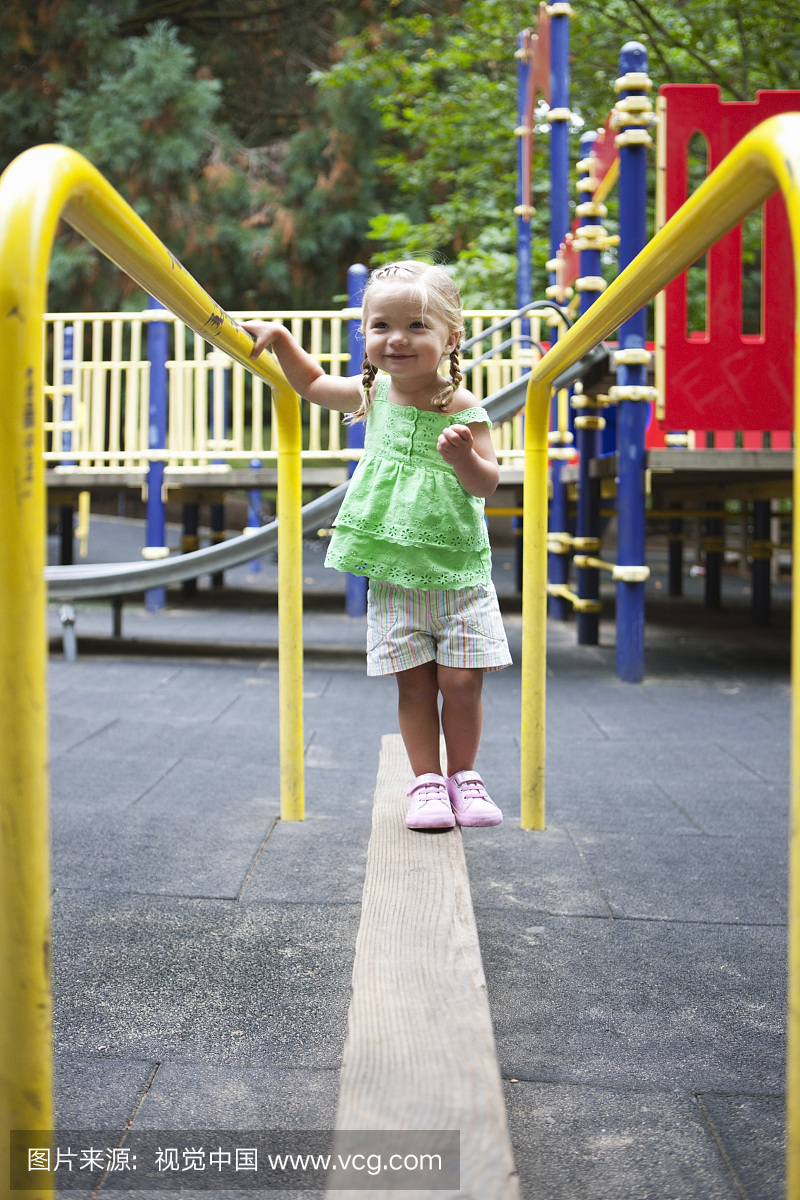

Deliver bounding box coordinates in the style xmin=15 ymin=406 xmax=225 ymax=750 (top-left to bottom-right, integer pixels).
xmin=43 ymin=34 xmax=800 ymax=682
xmin=2 ymin=15 xmax=800 ymax=1200
xmin=517 ymin=14 xmax=799 ymax=685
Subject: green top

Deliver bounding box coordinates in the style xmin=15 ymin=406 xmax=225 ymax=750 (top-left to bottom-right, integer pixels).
xmin=325 ymin=376 xmax=493 ymax=590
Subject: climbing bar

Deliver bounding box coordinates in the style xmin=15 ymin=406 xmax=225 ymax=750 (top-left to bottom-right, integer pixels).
xmin=613 ymin=347 xmax=651 ymax=366
xmin=647 ymin=508 xmax=748 ymax=520
xmin=577 ymin=200 xmax=608 ymax=218
xmin=575 ymin=276 xmax=608 ymax=292
xmin=615 ymin=129 xmax=653 ymax=149
xmin=546 ymin=532 xmax=574 ymax=554
xmin=546 ymin=583 xmax=602 ymax=613
xmin=608 ymin=384 xmax=658 ymax=402
xmin=573 ymin=555 xmax=651 ymax=583
xmin=571 ymin=392 xmax=613 ymax=409
xmin=574 ymin=414 xmax=606 ymax=431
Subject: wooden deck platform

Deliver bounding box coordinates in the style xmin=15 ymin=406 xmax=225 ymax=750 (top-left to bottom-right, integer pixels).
xmin=563 ymin=449 xmax=793 ymax=503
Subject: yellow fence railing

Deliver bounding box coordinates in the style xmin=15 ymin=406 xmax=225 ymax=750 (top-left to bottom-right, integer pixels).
xmin=519 ymin=112 xmax=800 ymax=1198
xmin=41 ymin=308 xmax=538 ymax=472
xmin=0 ymin=143 xmax=306 ymax=1192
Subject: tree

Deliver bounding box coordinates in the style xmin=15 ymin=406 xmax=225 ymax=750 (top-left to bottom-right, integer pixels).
xmin=0 ymin=0 xmax=381 ymax=311
xmin=1 ymin=0 xmax=795 ymax=314
xmin=298 ymin=0 xmax=800 ymax=307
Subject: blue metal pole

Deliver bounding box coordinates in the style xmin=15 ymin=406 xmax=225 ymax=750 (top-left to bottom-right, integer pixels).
xmin=59 ymin=325 xmax=75 ymax=565
xmin=62 ymin=325 xmax=75 ymax=465
xmin=614 ymin=42 xmax=652 ymax=682
xmin=546 ymin=5 xmax=573 ymax=621
xmin=515 ymin=30 xmax=535 ymax=596
xmin=575 ymin=130 xmax=604 ymax=645
xmin=516 ymin=29 xmax=533 ymax=317
xmin=209 ymin=365 xmax=228 ymax=587
xmin=247 ymin=456 xmax=263 ymax=575
xmin=145 ymin=297 xmax=168 ymax=612
xmin=345 ymin=264 xmax=369 ymax=618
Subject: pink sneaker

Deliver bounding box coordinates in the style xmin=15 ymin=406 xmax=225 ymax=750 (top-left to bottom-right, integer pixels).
xmin=446 ymin=771 xmax=503 ymax=827
xmin=405 ymin=773 xmax=455 ymax=830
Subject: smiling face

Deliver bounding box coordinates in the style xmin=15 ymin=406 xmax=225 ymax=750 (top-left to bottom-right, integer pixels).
xmin=363 ymin=285 xmax=458 ymax=386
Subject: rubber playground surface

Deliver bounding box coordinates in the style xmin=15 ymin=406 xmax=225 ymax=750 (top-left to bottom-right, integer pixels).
xmin=47 ymin=528 xmax=788 ymax=1199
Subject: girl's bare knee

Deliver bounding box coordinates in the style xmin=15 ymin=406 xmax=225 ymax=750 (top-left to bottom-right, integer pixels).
xmin=396 ymin=660 xmax=439 ymax=703
xmin=437 ymin=664 xmax=483 ymax=706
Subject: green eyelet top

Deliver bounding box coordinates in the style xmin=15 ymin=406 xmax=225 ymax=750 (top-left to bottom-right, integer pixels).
xmin=325 ymin=376 xmax=493 ymax=590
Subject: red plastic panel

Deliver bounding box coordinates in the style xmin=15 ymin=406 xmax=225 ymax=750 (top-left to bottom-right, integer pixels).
xmin=661 ymin=85 xmax=800 ymax=431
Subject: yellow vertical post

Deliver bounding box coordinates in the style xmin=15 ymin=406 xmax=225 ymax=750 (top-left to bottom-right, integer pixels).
xmin=275 ymin=381 xmax=305 ymax=821
xmin=0 ymin=167 xmax=55 ymax=1200
xmin=787 ymin=220 xmax=800 ymax=1200
xmin=520 ymin=377 xmax=551 ymax=830
xmin=0 ymin=144 xmax=309 ymax=1195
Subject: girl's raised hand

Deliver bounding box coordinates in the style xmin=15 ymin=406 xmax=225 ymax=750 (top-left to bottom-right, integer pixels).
xmin=437 ymin=423 xmax=474 ymax=464
xmin=241 ymin=320 xmax=281 ymax=359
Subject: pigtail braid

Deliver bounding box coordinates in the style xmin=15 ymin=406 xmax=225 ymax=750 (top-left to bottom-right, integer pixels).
xmin=449 ymin=344 xmax=462 ymax=392
xmin=344 ymin=354 xmax=378 ymax=425
xmin=431 ymin=341 xmax=462 ymax=412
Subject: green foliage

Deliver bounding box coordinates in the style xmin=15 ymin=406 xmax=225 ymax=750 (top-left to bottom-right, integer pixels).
xmin=1 ymin=0 xmax=796 ymax=315
xmin=309 ymin=3 xmax=525 ymax=306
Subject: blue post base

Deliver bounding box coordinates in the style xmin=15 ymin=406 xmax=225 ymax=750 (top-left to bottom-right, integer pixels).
xmin=615 ymin=581 xmax=645 ymax=682
xmin=145 ymin=587 xmax=166 ymax=613
xmin=145 ymin=459 xmax=166 ymax=613
xmin=346 ymin=574 xmax=369 ymax=619
xmin=549 ymin=460 xmax=571 ymax=621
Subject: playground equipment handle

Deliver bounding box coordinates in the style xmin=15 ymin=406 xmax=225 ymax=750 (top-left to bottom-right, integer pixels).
xmin=518 ymin=111 xmax=800 ymax=1199
xmin=0 ymin=143 xmax=305 ymax=1175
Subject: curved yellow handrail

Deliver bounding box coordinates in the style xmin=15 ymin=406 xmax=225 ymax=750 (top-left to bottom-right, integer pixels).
xmin=0 ymin=144 xmax=305 ymax=1179
xmin=520 ymin=111 xmax=800 ymax=1196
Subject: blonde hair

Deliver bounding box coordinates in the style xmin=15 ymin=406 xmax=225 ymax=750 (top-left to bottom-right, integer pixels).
xmin=346 ymin=260 xmax=464 ymax=424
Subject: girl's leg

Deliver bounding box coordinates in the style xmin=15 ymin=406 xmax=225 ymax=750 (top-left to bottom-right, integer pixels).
xmin=437 ymin=665 xmax=484 ymax=777
xmin=396 ymin=660 xmax=442 ymax=776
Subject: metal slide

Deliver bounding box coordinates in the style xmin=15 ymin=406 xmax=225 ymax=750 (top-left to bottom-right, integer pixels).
xmin=45 ymin=373 xmax=534 ymax=602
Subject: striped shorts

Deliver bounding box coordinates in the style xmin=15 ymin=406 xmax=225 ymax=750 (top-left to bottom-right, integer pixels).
xmin=366 ymin=580 xmax=513 ymax=677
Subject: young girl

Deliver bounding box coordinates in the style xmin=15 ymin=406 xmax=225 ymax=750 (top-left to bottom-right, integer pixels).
xmin=242 ymin=261 xmax=511 ymax=831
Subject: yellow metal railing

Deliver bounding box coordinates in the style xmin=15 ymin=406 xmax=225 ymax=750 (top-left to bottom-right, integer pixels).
xmin=0 ymin=143 xmax=306 ymax=1189
xmin=519 ymin=112 xmax=800 ymax=1197
xmin=41 ymin=308 xmax=539 ymax=471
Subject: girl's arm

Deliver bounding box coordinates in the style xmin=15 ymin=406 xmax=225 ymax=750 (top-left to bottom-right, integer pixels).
xmin=241 ymin=321 xmax=362 ymax=413
xmin=437 ymin=422 xmax=500 ymax=498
